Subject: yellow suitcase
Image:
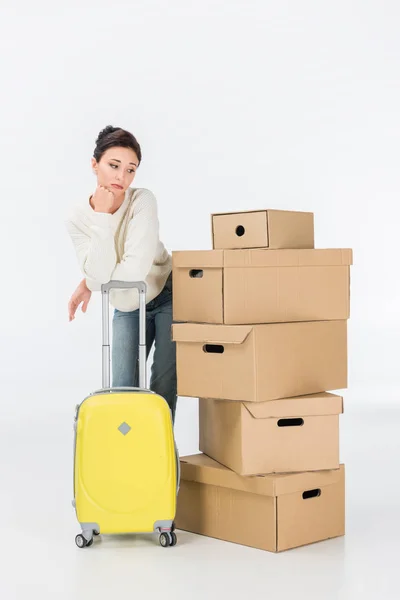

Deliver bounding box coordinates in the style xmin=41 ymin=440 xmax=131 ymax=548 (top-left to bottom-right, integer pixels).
xmin=72 ymin=281 xmax=179 ymax=548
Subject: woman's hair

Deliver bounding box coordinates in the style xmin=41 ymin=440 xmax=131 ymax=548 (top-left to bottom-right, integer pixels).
xmin=93 ymin=125 xmax=142 ymax=164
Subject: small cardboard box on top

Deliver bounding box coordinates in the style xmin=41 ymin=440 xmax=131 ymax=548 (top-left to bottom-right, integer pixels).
xmin=199 ymin=392 xmax=343 ymax=476
xmin=172 ymin=248 xmax=352 ymax=324
xmin=172 ymin=320 xmax=347 ymax=403
xmin=211 ymin=209 xmax=314 ymax=250
xmin=175 ymin=454 xmax=345 ymax=553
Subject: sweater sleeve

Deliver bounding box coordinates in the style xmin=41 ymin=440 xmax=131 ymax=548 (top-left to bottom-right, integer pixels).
xmin=110 ymin=189 xmax=159 ymax=282
xmin=66 ymin=208 xmax=117 ymax=284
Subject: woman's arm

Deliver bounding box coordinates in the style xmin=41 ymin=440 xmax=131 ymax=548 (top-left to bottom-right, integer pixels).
xmin=66 ymin=189 xmax=159 ymax=287
xmin=66 ymin=185 xmax=119 ymax=283
xmin=66 ymin=211 xmax=117 ymax=283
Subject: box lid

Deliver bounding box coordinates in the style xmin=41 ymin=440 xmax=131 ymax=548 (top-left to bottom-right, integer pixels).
xmin=172 ymin=248 xmax=352 ymax=268
xmin=243 ymin=392 xmax=344 ymax=419
xmin=223 ymin=248 xmax=353 ymax=268
xmin=172 ymin=250 xmax=224 ymax=268
xmin=211 ymin=209 xmax=311 ymax=217
xmin=172 ymin=323 xmax=252 ymax=345
xmin=180 ymin=454 xmax=344 ymax=497
xmin=211 ymin=209 xmax=269 ymax=217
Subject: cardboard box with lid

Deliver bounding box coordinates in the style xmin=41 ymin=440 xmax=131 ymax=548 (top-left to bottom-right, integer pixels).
xmin=172 ymin=319 xmax=347 ymax=403
xmin=199 ymin=392 xmax=343 ymax=476
xmin=172 ymin=248 xmax=352 ymax=325
xmin=176 ymin=454 xmax=345 ymax=552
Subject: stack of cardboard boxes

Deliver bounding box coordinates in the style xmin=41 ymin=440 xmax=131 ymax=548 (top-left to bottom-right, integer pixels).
xmin=171 ymin=209 xmax=352 ymax=552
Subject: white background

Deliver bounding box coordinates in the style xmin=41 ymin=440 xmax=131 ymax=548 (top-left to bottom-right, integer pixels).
xmin=1 ymin=0 xmax=399 ymax=404
xmin=1 ymin=2 xmax=399 ymax=598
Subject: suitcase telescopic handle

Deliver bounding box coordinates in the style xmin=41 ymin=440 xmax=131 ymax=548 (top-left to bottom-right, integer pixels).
xmin=100 ymin=281 xmax=147 ymax=390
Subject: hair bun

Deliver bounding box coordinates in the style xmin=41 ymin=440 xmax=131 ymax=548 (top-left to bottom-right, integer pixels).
xmin=96 ymin=125 xmax=118 ymax=144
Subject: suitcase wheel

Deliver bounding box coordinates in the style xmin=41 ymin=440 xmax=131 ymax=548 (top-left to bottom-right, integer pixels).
xmin=75 ymin=534 xmax=93 ymax=548
xmin=159 ymin=531 xmax=177 ymax=548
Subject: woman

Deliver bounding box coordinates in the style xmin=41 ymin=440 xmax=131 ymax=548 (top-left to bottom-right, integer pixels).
xmin=66 ymin=125 xmax=177 ymax=422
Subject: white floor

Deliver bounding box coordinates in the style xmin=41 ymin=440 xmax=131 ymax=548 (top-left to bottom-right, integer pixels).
xmin=1 ymin=385 xmax=399 ymax=600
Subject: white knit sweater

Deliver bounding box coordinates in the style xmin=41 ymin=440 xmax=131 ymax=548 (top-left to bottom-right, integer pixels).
xmin=66 ymin=186 xmax=172 ymax=311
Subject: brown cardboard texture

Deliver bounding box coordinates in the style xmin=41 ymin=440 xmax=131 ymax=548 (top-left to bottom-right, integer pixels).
xmin=172 ymin=248 xmax=352 ymax=324
xmin=211 ymin=209 xmax=314 ymax=249
xmin=175 ymin=454 xmax=345 ymax=552
xmin=199 ymin=392 xmax=343 ymax=475
xmin=172 ymin=320 xmax=347 ymax=402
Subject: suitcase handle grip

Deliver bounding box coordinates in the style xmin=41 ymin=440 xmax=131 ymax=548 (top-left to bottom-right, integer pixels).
xmin=101 ymin=280 xmax=147 ymax=390
xmin=102 ymin=280 xmax=146 ymax=293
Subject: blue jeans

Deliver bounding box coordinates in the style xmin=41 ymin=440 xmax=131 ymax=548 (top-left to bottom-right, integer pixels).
xmin=111 ymin=274 xmax=177 ymax=423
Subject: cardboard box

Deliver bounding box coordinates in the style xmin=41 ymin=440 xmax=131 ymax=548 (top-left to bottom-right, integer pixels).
xmin=211 ymin=209 xmax=314 ymax=250
xmin=172 ymin=320 xmax=347 ymax=402
xmin=199 ymin=392 xmax=343 ymax=475
xmin=176 ymin=454 xmax=345 ymax=552
xmin=172 ymin=248 xmax=352 ymax=324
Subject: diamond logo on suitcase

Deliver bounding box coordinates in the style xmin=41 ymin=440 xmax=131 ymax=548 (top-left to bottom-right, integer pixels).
xmin=118 ymin=422 xmax=131 ymax=436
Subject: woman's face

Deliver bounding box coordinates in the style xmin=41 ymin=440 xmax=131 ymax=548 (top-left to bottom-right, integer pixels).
xmin=92 ymin=146 xmax=139 ymax=197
